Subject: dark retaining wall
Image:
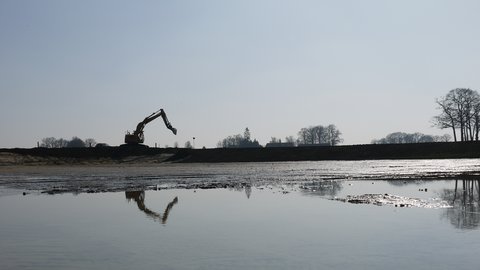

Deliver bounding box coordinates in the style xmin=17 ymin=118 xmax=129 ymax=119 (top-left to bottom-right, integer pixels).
xmin=173 ymin=142 xmax=480 ymax=162
xmin=2 ymin=141 xmax=480 ymax=163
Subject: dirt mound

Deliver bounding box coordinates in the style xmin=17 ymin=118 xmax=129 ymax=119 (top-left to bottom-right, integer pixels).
xmin=0 ymin=152 xmax=174 ymax=166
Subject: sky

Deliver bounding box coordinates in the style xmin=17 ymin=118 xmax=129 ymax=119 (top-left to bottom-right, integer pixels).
xmin=1 ymin=0 xmax=480 ymax=148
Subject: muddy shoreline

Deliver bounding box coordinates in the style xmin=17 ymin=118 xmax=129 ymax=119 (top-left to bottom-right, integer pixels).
xmin=1 ymin=158 xmax=480 ymax=196
xmin=2 ymin=144 xmax=480 ymax=196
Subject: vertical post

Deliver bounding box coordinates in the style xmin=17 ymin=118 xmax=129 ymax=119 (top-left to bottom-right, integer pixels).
xmin=193 ymin=137 xmax=196 ymax=149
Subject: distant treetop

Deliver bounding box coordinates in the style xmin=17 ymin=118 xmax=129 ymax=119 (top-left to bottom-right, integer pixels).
xmin=372 ymin=132 xmax=451 ymax=144
xmin=40 ymin=137 xmax=97 ymax=148
xmin=297 ymin=124 xmax=343 ymax=146
xmin=217 ymin=128 xmax=261 ymax=148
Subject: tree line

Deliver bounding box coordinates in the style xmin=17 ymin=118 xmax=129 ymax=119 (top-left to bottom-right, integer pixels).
xmin=40 ymin=137 xmax=97 ymax=148
xmin=217 ymin=125 xmax=343 ymax=148
xmin=372 ymin=132 xmax=451 ymax=144
xmin=296 ymin=124 xmax=343 ymax=146
xmin=217 ymin=128 xmax=262 ymax=148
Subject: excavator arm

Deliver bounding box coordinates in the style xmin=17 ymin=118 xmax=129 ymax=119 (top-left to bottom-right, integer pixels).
xmin=125 ymin=109 xmax=177 ymax=144
xmin=160 ymin=110 xmax=177 ymax=135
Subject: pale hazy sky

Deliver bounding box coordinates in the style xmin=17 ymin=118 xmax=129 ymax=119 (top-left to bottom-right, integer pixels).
xmin=1 ymin=0 xmax=480 ymax=148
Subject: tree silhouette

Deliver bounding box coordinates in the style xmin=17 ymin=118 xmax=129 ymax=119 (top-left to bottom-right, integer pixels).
xmin=217 ymin=127 xmax=261 ymax=148
xmin=85 ymin=138 xmax=97 ymax=147
xmin=297 ymin=124 xmax=342 ymax=146
xmin=66 ymin=137 xmax=86 ymax=148
xmin=433 ymin=88 xmax=480 ymax=142
xmin=372 ymin=132 xmax=450 ymax=144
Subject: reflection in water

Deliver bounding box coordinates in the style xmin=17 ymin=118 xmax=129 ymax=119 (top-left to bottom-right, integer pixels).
xmin=125 ymin=191 xmax=178 ymax=224
xmin=440 ymin=180 xmax=480 ymax=230
xmin=245 ymin=185 xmax=252 ymax=199
xmin=300 ymin=180 xmax=343 ymax=197
xmin=229 ymin=184 xmax=252 ymax=199
xmin=387 ymin=180 xmax=417 ymax=186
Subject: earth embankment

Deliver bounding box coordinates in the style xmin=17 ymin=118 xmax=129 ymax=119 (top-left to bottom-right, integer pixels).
xmin=1 ymin=142 xmax=480 ymax=166
xmin=175 ymin=142 xmax=480 ymax=162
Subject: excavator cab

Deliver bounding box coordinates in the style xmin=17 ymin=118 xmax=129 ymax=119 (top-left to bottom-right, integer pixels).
xmin=124 ymin=131 xmax=145 ymax=144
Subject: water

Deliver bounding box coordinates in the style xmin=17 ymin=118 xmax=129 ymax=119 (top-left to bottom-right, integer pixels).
xmin=1 ymin=160 xmax=480 ymax=269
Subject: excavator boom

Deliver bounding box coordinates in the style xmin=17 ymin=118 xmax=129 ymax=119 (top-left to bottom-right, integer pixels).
xmin=125 ymin=109 xmax=177 ymax=144
xmin=160 ymin=110 xmax=177 ymax=135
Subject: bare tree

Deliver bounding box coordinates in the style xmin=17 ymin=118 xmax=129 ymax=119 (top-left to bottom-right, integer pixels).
xmin=85 ymin=138 xmax=97 ymax=147
xmin=434 ymin=134 xmax=452 ymax=142
xmin=313 ymin=126 xmax=326 ymax=144
xmin=285 ymin=136 xmax=296 ymax=144
xmin=372 ymin=132 xmax=451 ymax=144
xmin=40 ymin=137 xmax=69 ymax=148
xmin=433 ymin=88 xmax=480 ymax=142
xmin=325 ymin=124 xmax=343 ymax=146
xmin=433 ymin=96 xmax=458 ymax=141
xmin=269 ymin=137 xmax=281 ymax=143
xmin=55 ymin=138 xmax=69 ymax=148
xmin=40 ymin=137 xmax=97 ymax=148
xmin=40 ymin=137 xmax=56 ymax=148
xmin=297 ymin=128 xmax=311 ymax=145
xmin=297 ymin=124 xmax=343 ymax=146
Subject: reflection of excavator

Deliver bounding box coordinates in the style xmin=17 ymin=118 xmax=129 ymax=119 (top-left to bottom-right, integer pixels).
xmin=126 ymin=191 xmax=178 ymax=224
xmin=125 ymin=109 xmax=177 ymax=144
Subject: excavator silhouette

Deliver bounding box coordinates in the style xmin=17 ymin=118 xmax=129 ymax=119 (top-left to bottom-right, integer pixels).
xmin=125 ymin=191 xmax=178 ymax=224
xmin=125 ymin=109 xmax=177 ymax=144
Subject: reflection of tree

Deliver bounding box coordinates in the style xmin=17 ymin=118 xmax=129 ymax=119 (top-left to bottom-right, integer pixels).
xmin=440 ymin=180 xmax=480 ymax=230
xmin=245 ymin=185 xmax=252 ymax=199
xmin=387 ymin=180 xmax=427 ymax=187
xmin=229 ymin=184 xmax=252 ymax=199
xmin=387 ymin=180 xmax=412 ymax=187
xmin=300 ymin=180 xmax=343 ymax=197
xmin=125 ymin=191 xmax=178 ymax=224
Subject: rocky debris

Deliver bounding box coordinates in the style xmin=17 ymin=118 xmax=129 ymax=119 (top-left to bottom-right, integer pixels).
xmin=334 ymin=193 xmax=451 ymax=209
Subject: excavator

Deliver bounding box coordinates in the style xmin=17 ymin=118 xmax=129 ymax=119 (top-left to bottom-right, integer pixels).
xmin=125 ymin=109 xmax=177 ymax=144
xmin=125 ymin=191 xmax=178 ymax=224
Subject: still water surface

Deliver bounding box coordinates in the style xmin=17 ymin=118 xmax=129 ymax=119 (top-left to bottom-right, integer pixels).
xmin=1 ymin=160 xmax=480 ymax=269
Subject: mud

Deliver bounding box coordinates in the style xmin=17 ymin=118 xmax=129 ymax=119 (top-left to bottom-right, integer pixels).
xmin=334 ymin=193 xmax=451 ymax=209
xmin=0 ymin=164 xmax=257 ymax=195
